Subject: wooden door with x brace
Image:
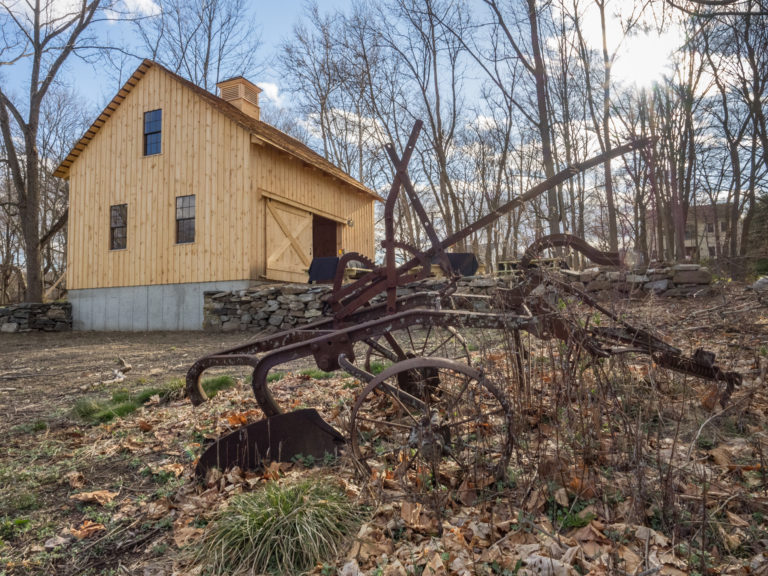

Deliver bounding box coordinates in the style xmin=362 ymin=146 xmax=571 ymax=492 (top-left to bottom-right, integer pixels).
xmin=264 ymin=199 xmax=313 ymax=282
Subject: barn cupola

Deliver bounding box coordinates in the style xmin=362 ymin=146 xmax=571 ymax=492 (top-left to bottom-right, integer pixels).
xmin=217 ymin=77 xmax=262 ymax=121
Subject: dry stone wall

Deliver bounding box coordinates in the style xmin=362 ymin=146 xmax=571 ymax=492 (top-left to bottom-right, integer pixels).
xmin=565 ymin=263 xmax=714 ymax=297
xmin=203 ymin=276 xmax=505 ymax=333
xmin=203 ymin=264 xmax=715 ymax=332
xmin=0 ymin=302 xmax=72 ymax=333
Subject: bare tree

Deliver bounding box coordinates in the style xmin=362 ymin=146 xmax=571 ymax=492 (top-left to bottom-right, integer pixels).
xmin=135 ymin=0 xmax=263 ymax=92
xmin=0 ymin=0 xmax=105 ymax=302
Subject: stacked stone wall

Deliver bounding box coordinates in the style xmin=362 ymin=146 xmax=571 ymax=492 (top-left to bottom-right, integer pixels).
xmin=202 ymin=264 xmax=715 ymax=333
xmin=0 ymin=302 xmax=72 ymax=333
xmin=203 ymin=277 xmax=504 ymax=333
xmin=566 ymin=263 xmax=714 ymax=297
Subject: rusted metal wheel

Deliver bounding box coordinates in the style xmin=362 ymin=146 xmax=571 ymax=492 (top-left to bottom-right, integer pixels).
xmin=350 ymin=357 xmax=513 ymax=504
xmin=362 ymin=324 xmax=471 ymax=379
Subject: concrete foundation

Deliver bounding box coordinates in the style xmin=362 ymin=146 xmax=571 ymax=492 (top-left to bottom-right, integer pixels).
xmin=69 ymin=281 xmax=252 ymax=331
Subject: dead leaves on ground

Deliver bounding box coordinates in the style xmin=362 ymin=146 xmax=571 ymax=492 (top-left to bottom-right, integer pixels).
xmin=69 ymin=489 xmax=119 ymax=506
xmin=4 ymin=285 xmax=768 ymax=575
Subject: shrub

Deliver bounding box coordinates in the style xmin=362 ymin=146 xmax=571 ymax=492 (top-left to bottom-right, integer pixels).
xmin=195 ymin=480 xmax=364 ymax=575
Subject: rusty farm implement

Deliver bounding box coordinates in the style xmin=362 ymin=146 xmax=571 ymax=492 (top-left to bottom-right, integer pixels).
xmin=187 ymin=121 xmax=741 ymax=501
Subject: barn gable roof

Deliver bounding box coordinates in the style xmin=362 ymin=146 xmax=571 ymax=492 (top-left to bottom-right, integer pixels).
xmin=54 ymin=59 xmax=380 ymax=200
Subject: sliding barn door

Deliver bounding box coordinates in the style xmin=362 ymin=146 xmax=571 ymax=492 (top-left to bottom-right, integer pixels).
xmin=265 ymin=199 xmax=312 ymax=282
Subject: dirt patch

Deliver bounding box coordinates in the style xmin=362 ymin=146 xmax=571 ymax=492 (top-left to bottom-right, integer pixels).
xmin=0 ymin=331 xmax=250 ymax=431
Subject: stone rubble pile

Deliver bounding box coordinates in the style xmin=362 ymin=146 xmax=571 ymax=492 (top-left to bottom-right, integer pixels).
xmin=0 ymin=302 xmax=72 ymax=333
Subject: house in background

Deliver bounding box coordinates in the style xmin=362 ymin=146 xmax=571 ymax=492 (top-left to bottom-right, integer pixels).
xmin=684 ymin=204 xmax=741 ymax=261
xmin=55 ymin=59 xmax=378 ymax=330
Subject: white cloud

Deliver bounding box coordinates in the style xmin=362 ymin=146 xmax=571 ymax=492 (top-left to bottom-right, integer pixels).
xmin=559 ymin=0 xmax=682 ymax=89
xmin=471 ymin=114 xmax=498 ymax=132
xmin=612 ymin=30 xmax=678 ymax=88
xmin=257 ymin=82 xmax=285 ymax=107
xmin=121 ymin=0 xmax=161 ymax=16
xmin=6 ymin=0 xmax=159 ymax=23
xmin=105 ymin=0 xmax=160 ymax=21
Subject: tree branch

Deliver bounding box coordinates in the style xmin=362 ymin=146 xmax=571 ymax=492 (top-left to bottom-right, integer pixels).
xmin=39 ymin=207 xmax=68 ymax=249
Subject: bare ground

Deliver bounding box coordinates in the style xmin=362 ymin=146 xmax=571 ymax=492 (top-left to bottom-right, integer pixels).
xmin=0 ymin=331 xmax=250 ymax=432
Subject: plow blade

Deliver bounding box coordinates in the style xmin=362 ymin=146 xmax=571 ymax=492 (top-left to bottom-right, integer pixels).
xmin=195 ymin=409 xmax=345 ymax=478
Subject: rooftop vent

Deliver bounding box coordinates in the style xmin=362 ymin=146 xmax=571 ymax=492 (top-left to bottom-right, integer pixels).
xmin=217 ymin=77 xmax=262 ymax=121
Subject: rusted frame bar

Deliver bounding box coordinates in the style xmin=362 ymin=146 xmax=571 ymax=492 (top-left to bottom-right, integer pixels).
xmin=329 ymin=138 xmax=649 ymax=320
xmin=247 ymin=307 xmax=536 ymax=416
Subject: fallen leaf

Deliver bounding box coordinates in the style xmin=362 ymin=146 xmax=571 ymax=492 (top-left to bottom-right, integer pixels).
xmin=138 ymin=419 xmax=153 ymax=432
xmin=524 ymin=553 xmax=575 ymax=575
xmin=400 ymin=501 xmax=440 ymax=534
xmin=145 ymin=498 xmax=171 ymax=520
xmin=700 ymin=383 xmax=720 ymax=411
xmin=457 ymin=476 xmax=477 ymax=507
xmin=70 ymin=490 xmax=119 ymax=506
xmin=71 ymin=520 xmax=106 ymax=540
xmin=709 ymin=447 xmax=731 ymax=467
xmin=44 ymin=534 xmax=73 ymax=550
xmin=148 ymin=461 xmax=184 ymax=478
xmin=173 ymin=525 xmax=203 ymax=548
xmin=425 ymin=551 xmax=447 ymax=575
xmin=616 ymin=544 xmax=642 ymax=573
xmin=64 ymin=471 xmax=85 ymax=489
xmin=161 ymin=462 xmax=184 ymax=477
xmin=262 ymin=460 xmax=283 ymax=481
xmin=727 ymin=511 xmax=750 ymax=528
xmin=567 ymin=475 xmax=596 ymax=499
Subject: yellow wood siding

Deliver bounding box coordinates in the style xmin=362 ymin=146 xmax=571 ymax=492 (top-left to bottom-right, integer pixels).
xmin=67 ymin=65 xmax=375 ymax=289
xmin=251 ymin=146 xmax=375 ymax=278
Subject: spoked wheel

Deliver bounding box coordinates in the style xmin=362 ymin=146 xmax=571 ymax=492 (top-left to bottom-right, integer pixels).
xmin=350 ymin=357 xmax=513 ymax=505
xmin=362 ymin=324 xmax=471 ymax=389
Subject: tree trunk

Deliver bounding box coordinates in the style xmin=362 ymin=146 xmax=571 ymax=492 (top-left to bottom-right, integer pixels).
xmin=527 ymin=0 xmax=560 ymax=237
xmin=598 ymin=1 xmax=618 ymax=252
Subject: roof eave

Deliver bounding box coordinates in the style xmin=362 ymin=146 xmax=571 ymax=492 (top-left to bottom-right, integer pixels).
xmin=53 ymin=59 xmax=382 ymax=203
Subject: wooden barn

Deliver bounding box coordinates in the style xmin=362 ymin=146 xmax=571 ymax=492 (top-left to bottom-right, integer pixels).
xmin=55 ymin=59 xmax=378 ymax=330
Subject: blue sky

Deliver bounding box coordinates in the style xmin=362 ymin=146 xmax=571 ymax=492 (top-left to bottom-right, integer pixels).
xmin=4 ymin=0 xmax=351 ymax=115
xmin=3 ymin=0 xmax=676 ymax=125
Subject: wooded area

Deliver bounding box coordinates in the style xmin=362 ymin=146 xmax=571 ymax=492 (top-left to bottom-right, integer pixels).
xmin=272 ymin=0 xmax=768 ymax=273
xmin=0 ymin=0 xmax=766 ymax=303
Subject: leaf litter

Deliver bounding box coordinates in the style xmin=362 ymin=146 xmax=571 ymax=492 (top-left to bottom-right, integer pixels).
xmin=0 ymin=283 xmax=767 ymax=575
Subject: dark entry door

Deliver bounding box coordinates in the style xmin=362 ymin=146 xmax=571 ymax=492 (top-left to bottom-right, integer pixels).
xmin=313 ymin=215 xmax=338 ymax=258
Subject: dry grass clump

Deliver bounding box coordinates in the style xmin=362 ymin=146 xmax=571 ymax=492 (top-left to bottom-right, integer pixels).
xmin=194 ymin=479 xmax=364 ymax=575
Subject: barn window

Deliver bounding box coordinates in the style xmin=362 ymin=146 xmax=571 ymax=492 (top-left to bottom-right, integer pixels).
xmin=143 ymin=109 xmax=162 ymax=155
xmin=110 ymin=204 xmax=127 ymax=250
xmin=176 ymin=195 xmax=195 ymax=244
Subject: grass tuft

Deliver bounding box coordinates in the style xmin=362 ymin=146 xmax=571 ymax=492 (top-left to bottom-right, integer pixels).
xmin=201 ymin=375 xmax=236 ymax=397
xmin=74 ymin=375 xmax=237 ymax=424
xmin=367 ymin=361 xmax=389 ymax=376
xmin=194 ymin=480 xmax=364 ymax=575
